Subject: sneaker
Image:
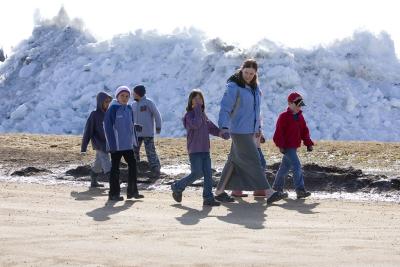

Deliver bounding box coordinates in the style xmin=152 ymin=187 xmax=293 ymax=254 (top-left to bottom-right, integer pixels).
xmin=90 ymin=171 xmax=104 ymax=188
xmin=296 ymin=189 xmax=311 ymax=199
xmin=108 ymin=195 xmax=124 ymax=201
xmin=203 ymin=198 xmax=221 ymax=207
xmin=266 ymin=191 xmax=286 ymax=204
xmin=253 ymin=190 xmax=267 ymax=197
xmin=215 ymin=192 xmax=235 ymax=203
xmin=275 ymin=190 xmax=289 ymax=199
xmin=127 ymin=192 xmax=144 ymax=199
xmin=171 ymin=183 xmax=182 ymax=203
xmin=90 ymin=181 xmax=104 ymax=188
xmin=272 ymin=188 xmax=289 ymax=199
xmin=150 ymin=167 xmax=161 ymax=179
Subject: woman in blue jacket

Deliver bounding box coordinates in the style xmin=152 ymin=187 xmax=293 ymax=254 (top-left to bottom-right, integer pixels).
xmin=215 ymin=59 xmax=285 ymax=204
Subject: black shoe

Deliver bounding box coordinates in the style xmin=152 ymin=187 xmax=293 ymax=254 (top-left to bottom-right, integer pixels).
xmin=203 ymin=198 xmax=221 ymax=207
xmin=127 ymin=192 xmax=144 ymax=199
xmin=90 ymin=181 xmax=104 ymax=188
xmin=172 ymin=191 xmax=182 ymax=203
xmin=296 ymin=189 xmax=311 ymax=199
xmin=215 ymin=192 xmax=235 ymax=203
xmin=266 ymin=191 xmax=285 ymax=204
xmin=272 ymin=188 xmax=289 ymax=199
xmin=90 ymin=172 xmax=104 ymax=188
xmin=108 ymin=195 xmax=124 ymax=201
xmin=276 ymin=190 xmax=289 ymax=199
xmin=171 ymin=183 xmax=182 ymax=203
xmin=150 ymin=167 xmax=161 ymax=179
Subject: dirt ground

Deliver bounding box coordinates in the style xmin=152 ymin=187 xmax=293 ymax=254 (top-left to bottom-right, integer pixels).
xmin=0 ymin=182 xmax=400 ymax=267
xmin=1 ymin=134 xmax=400 ymax=266
xmin=1 ymin=133 xmax=399 ymax=177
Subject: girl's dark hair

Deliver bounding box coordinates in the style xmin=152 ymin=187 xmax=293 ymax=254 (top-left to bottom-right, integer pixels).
xmin=227 ymin=59 xmax=259 ymax=89
xmin=186 ymin=89 xmax=205 ymax=112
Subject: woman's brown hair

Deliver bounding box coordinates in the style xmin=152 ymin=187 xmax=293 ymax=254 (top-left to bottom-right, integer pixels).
xmin=227 ymin=58 xmax=259 ymax=89
xmin=186 ymin=89 xmax=205 ymax=112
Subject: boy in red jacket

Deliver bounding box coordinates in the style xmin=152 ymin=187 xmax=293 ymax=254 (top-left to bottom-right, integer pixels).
xmin=272 ymin=92 xmax=314 ymax=199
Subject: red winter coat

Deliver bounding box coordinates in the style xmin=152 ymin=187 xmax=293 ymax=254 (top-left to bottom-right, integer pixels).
xmin=273 ymin=108 xmax=314 ymax=149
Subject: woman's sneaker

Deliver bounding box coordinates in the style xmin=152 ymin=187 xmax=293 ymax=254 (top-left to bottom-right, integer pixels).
xmin=296 ymin=189 xmax=311 ymax=199
xmin=215 ymin=192 xmax=235 ymax=203
xmin=253 ymin=190 xmax=267 ymax=197
xmin=203 ymin=198 xmax=221 ymax=206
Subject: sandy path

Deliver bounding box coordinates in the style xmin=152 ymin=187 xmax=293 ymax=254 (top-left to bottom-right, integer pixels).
xmin=1 ymin=181 xmax=400 ymax=267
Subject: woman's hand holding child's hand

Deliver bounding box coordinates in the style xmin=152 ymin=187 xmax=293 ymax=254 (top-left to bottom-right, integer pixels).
xmin=220 ymin=128 xmax=230 ymax=140
xmin=221 ymin=132 xmax=230 ymax=140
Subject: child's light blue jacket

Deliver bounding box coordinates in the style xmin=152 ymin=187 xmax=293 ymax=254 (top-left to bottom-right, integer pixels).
xmin=104 ymin=100 xmax=138 ymax=152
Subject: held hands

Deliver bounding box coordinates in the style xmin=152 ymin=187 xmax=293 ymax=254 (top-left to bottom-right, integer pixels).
xmin=307 ymin=146 xmax=313 ymax=152
xmin=156 ymin=128 xmax=161 ymax=134
xmin=220 ymin=128 xmax=230 ymax=140
xmin=220 ymin=132 xmax=230 ymax=140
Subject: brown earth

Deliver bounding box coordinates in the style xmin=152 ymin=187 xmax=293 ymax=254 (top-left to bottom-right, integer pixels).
xmin=1 ymin=133 xmax=399 ymax=177
xmin=0 ymin=182 xmax=400 ymax=266
xmin=1 ymin=134 xmax=400 ymax=266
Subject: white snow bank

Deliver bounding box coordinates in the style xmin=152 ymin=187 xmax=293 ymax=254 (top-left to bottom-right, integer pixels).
xmin=0 ymin=9 xmax=400 ymax=141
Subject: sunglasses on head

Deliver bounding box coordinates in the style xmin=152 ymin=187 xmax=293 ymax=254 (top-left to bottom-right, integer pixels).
xmin=293 ymin=98 xmax=305 ymax=106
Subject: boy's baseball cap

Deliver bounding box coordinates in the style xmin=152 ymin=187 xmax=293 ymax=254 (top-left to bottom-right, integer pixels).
xmin=115 ymin=86 xmax=131 ymax=98
xmin=288 ymin=92 xmax=306 ymax=106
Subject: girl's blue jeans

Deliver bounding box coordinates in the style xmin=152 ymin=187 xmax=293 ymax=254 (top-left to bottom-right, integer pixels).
xmin=172 ymin=152 xmax=214 ymax=200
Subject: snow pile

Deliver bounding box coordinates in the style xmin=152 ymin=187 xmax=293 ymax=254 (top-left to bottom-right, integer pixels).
xmin=1 ymin=9 xmax=400 ymax=141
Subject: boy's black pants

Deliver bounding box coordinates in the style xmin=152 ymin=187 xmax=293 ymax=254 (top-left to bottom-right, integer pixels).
xmin=109 ymin=150 xmax=137 ymax=197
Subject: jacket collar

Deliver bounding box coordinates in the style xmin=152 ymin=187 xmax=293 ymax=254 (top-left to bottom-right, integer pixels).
xmin=286 ymin=107 xmax=303 ymax=115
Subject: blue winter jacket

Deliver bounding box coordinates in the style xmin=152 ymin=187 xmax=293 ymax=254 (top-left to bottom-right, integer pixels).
xmin=104 ymin=100 xmax=138 ymax=152
xmin=218 ymin=81 xmax=261 ymax=134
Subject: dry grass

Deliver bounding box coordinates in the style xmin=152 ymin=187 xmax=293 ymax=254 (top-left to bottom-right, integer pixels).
xmin=0 ymin=134 xmax=399 ymax=177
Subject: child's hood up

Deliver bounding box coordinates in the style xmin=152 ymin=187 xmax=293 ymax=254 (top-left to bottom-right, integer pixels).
xmin=96 ymin=92 xmax=112 ymax=111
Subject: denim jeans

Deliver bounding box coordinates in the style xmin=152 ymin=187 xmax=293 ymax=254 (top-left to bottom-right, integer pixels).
xmin=172 ymin=152 xmax=214 ymax=200
xmin=257 ymin=148 xmax=267 ymax=170
xmin=272 ymin=148 xmax=305 ymax=191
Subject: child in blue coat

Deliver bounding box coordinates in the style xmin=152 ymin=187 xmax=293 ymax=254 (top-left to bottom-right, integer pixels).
xmin=104 ymin=86 xmax=144 ymax=201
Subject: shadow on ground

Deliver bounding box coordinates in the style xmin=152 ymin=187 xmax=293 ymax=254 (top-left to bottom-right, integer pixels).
xmin=86 ymin=199 xmax=141 ymax=221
